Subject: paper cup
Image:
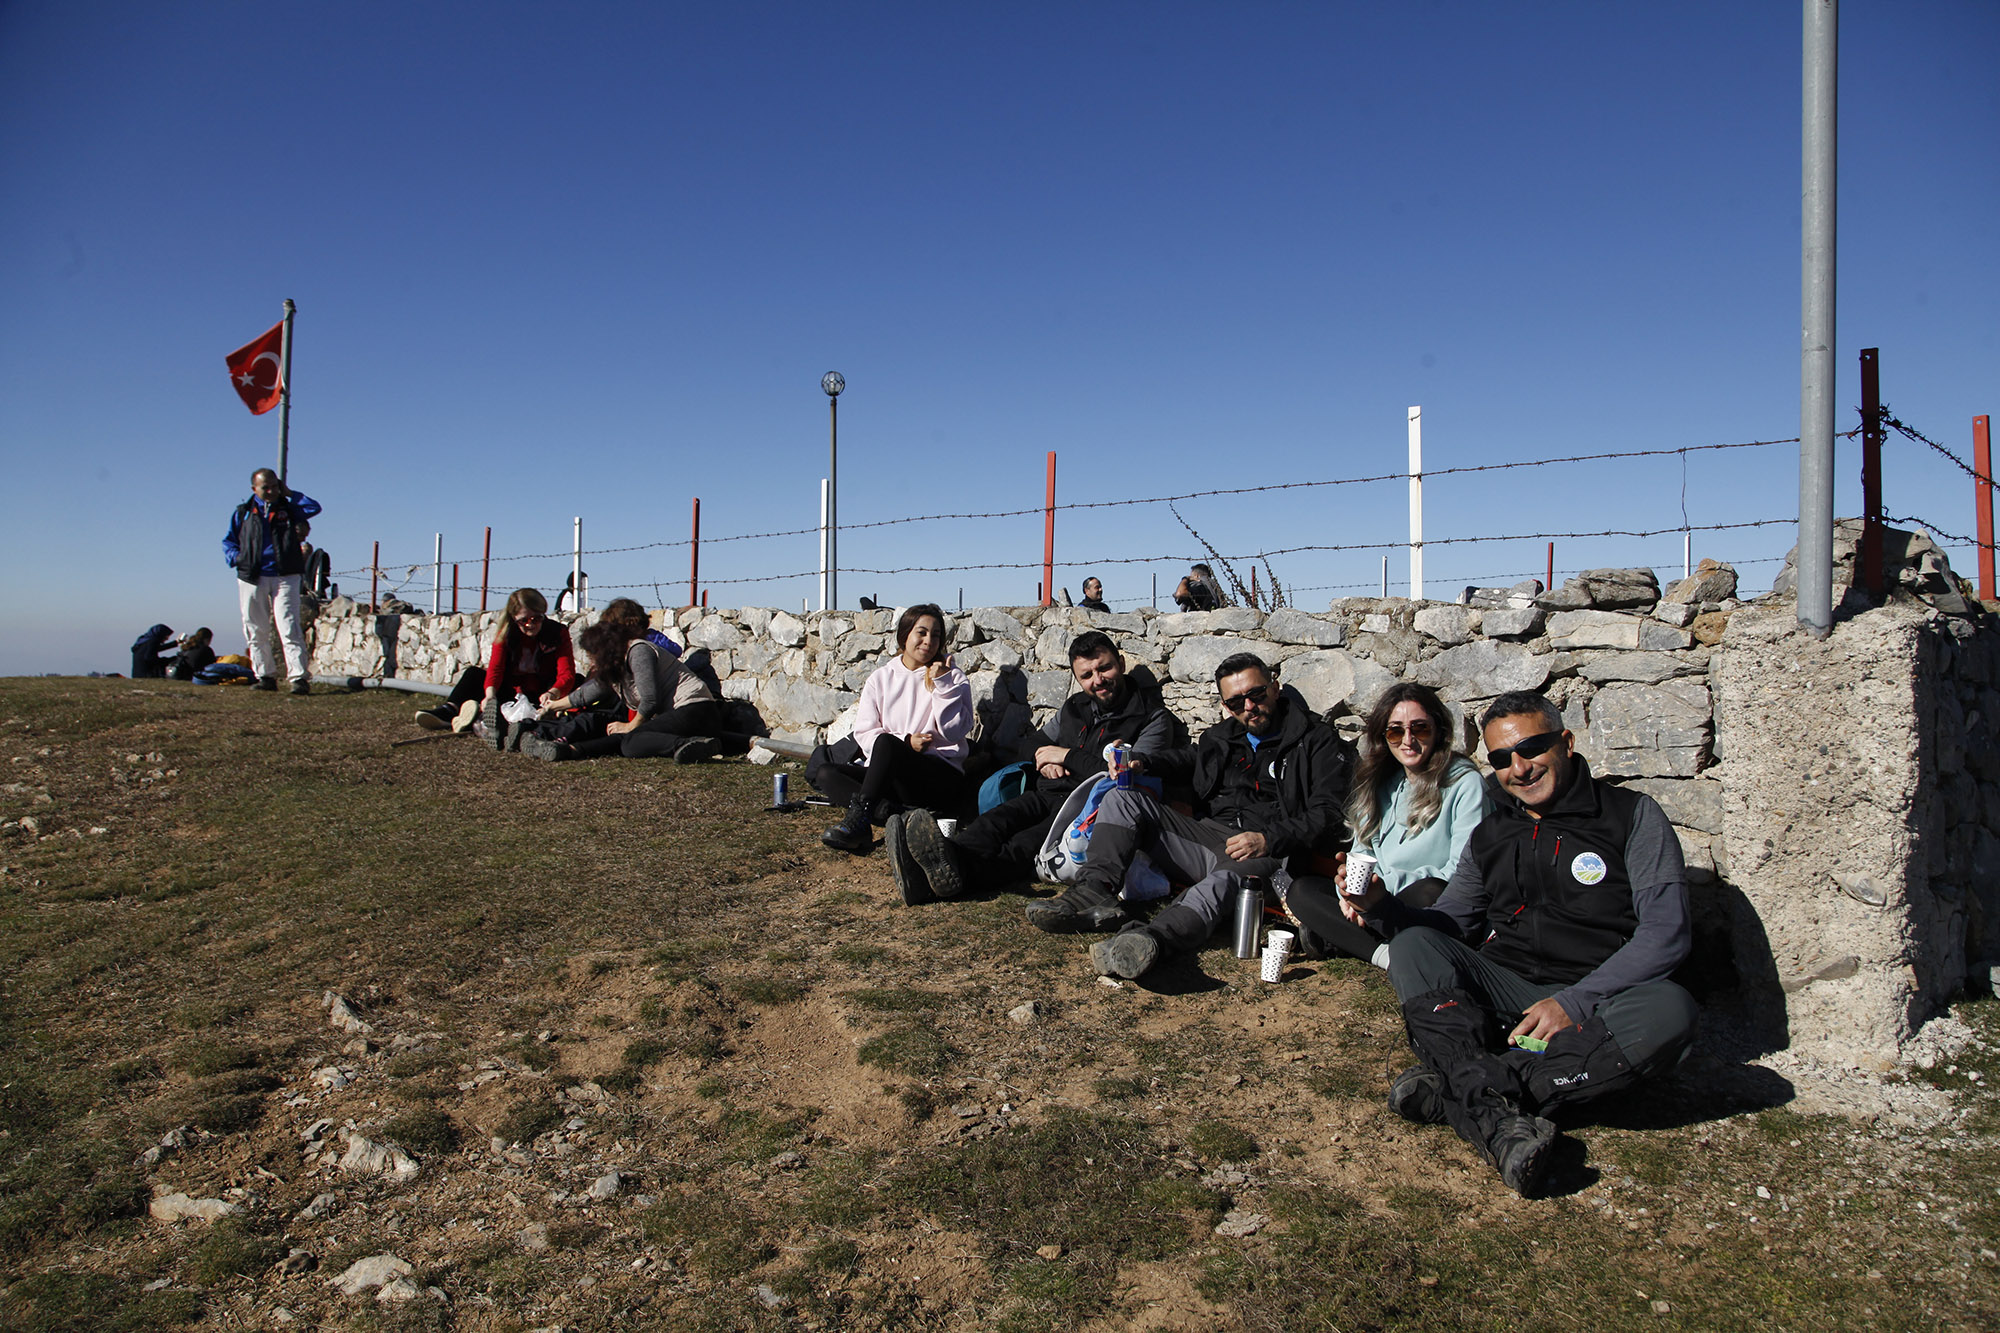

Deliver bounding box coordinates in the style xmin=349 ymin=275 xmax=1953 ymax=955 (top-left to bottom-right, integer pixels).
xmin=1344 ymin=853 xmax=1378 ymax=898
xmin=937 ymin=818 xmax=958 ymax=839
xmin=1261 ymin=930 xmax=1295 ymax=983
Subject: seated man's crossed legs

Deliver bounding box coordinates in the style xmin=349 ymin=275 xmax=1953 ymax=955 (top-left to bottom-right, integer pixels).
xmin=1384 ymin=926 xmax=1697 ymax=1197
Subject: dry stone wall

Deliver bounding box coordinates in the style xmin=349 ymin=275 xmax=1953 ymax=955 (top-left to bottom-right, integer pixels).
xmin=309 ymin=541 xmax=2000 ymax=1066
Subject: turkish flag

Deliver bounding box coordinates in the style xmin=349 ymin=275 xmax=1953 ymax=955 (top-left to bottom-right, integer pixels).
xmin=224 ymin=321 xmax=286 ymax=415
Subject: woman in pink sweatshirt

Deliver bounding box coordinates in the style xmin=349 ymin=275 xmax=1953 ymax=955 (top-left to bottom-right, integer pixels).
xmin=819 ymin=603 xmax=973 ymax=852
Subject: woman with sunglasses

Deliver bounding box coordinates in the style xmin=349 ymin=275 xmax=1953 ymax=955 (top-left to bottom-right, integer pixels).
xmin=413 ymin=588 xmax=579 ymax=745
xmin=1285 ymin=682 xmax=1489 ymax=966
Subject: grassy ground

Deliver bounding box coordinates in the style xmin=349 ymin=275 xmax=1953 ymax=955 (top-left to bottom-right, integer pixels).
xmin=0 ymin=677 xmax=1995 ymax=1332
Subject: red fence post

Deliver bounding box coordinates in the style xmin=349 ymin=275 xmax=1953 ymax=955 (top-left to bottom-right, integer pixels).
xmin=1545 ymin=541 xmax=1554 ymax=592
xmin=1860 ymin=348 xmax=1884 ymax=594
xmin=1042 ymin=452 xmax=1056 ymax=608
xmin=480 ymin=526 xmax=491 ymax=613
xmin=370 ymin=540 xmax=380 ymax=614
xmin=1250 ymin=565 xmax=1259 ymax=610
xmin=1976 ymin=415 xmax=1994 ymax=603
xmin=690 ymin=497 xmax=701 ymax=610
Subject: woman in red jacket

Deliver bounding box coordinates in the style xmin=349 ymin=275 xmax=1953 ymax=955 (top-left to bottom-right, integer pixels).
xmin=413 ymin=588 xmax=579 ymax=747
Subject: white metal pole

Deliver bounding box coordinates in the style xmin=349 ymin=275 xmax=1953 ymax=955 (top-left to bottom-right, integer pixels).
xmin=1684 ymin=531 xmax=1692 ymax=580
xmin=1381 ymin=555 xmax=1389 ymax=598
xmin=818 ymin=479 xmax=831 ymax=612
xmin=1407 ymin=406 xmax=1425 ymax=601
xmin=571 ymin=517 xmax=582 ymax=617
xmin=432 ymin=533 xmax=442 ymax=614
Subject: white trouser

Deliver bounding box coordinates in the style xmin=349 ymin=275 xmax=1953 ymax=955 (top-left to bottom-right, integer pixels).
xmin=237 ymin=574 xmax=309 ymax=681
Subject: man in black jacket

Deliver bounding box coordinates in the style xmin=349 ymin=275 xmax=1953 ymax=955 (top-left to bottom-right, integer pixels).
xmin=891 ymin=631 xmax=1183 ymax=905
xmin=1344 ymin=690 xmax=1697 ymax=1197
xmin=1037 ymin=653 xmax=1352 ymax=981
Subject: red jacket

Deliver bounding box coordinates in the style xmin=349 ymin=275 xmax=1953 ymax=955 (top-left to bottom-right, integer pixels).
xmin=485 ymin=622 xmax=580 ymax=700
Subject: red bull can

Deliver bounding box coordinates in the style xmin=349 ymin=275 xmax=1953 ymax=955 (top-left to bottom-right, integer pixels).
xmin=1105 ymin=742 xmax=1132 ymax=789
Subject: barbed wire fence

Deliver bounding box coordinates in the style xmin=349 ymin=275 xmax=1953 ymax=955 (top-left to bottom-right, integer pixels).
xmin=330 ymin=420 xmax=1991 ymax=614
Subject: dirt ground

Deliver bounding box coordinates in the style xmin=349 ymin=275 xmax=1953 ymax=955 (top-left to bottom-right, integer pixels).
xmin=1 ymin=678 xmax=1996 ymax=1333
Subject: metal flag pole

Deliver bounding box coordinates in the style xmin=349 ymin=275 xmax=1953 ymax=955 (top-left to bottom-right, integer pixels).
xmin=276 ymin=299 xmax=296 ymax=483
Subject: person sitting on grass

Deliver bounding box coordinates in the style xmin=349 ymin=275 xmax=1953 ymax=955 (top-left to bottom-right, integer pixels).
xmin=168 ymin=627 xmax=217 ymax=681
xmin=885 ymin=630 xmax=1182 ymax=905
xmin=412 ymin=587 xmax=579 ymax=747
xmin=1344 ymin=690 xmax=1696 ymax=1198
xmin=521 ymin=598 xmax=721 ymax=763
xmin=1280 ymin=683 xmax=1489 ymax=968
xmin=815 ymin=603 xmax=973 ymax=853
xmin=1030 ymin=654 xmax=1352 ymax=988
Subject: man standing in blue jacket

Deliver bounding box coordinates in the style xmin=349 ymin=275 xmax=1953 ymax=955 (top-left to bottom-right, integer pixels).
xmin=223 ymin=468 xmax=322 ymax=694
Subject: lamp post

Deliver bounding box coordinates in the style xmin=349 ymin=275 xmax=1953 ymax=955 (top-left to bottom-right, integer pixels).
xmin=822 ymin=371 xmax=844 ymax=611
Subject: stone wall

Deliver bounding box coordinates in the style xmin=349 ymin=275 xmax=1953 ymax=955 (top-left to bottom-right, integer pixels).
xmin=308 ymin=538 xmax=2000 ymax=1066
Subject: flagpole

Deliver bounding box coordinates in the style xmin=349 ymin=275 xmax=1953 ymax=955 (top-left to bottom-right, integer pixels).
xmin=276 ymin=298 xmax=296 ymax=483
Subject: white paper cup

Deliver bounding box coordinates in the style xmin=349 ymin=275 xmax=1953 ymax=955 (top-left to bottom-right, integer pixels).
xmin=937 ymin=818 xmax=958 ymax=839
xmin=1261 ymin=930 xmax=1295 ymax=983
xmin=1344 ymin=853 xmax=1378 ymax=898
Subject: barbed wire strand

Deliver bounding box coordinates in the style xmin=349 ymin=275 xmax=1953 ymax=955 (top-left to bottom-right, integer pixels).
xmin=332 ymin=434 xmax=1799 ymax=576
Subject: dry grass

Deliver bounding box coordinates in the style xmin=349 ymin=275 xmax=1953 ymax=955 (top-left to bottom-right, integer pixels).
xmin=0 ymin=677 xmax=1994 ymax=1332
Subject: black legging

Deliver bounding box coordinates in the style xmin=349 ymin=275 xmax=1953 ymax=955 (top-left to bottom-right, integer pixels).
xmin=817 ymin=732 xmax=972 ymax=818
xmin=563 ymin=700 xmax=723 ymax=760
xmin=1286 ymin=874 xmax=1448 ymax=962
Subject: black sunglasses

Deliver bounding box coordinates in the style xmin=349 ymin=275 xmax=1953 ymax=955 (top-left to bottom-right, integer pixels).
xmin=1487 ymin=730 xmax=1565 ymax=769
xmin=1222 ymin=684 xmax=1270 ymax=714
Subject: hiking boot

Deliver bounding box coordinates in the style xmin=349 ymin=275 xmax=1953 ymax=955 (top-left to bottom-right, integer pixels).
xmin=415 ymin=706 xmax=451 ymax=731
xmin=1387 ymin=1065 xmax=1447 ymax=1125
xmin=822 ymin=795 xmax=874 ymax=854
xmin=520 ymin=734 xmax=567 ymax=762
xmin=501 ymin=717 xmax=535 ymax=752
xmin=483 ymin=697 xmax=505 ymax=751
xmin=1023 ymin=884 xmax=1125 ymax=934
xmin=1088 ymin=930 xmax=1160 ymax=979
xmin=451 ymin=700 xmax=480 ymax=733
xmin=290 ymin=678 xmax=311 ymax=695
xmin=900 ymin=810 xmax=965 ymax=900
xmin=1488 ymin=1113 xmax=1559 ymax=1198
xmin=254 ymin=676 xmax=279 ymax=692
xmin=672 ymin=736 xmax=720 ymax=764
xmin=883 ymin=814 xmax=934 ymax=906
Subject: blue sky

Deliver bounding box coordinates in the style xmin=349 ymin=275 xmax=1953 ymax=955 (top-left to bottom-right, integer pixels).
xmin=1 ymin=2 xmax=1994 ymax=675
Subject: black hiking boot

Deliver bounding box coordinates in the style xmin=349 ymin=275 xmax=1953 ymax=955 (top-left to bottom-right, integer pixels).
xmin=1387 ymin=1065 xmax=1447 ymax=1125
xmin=883 ymin=814 xmax=933 ymax=906
xmin=1088 ymin=928 xmax=1161 ymax=980
xmin=900 ymin=810 xmax=965 ymax=900
xmin=822 ymin=795 xmax=874 ymax=854
xmin=1487 ymin=1112 xmax=1559 ymax=1198
xmin=1023 ymin=882 xmax=1125 ymax=933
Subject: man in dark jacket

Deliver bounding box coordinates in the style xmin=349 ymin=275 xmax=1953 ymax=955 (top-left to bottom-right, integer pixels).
xmin=222 ymin=468 xmax=322 ymax=694
xmin=1344 ymin=690 xmax=1697 ymax=1198
xmin=890 ymin=631 xmax=1184 ymax=905
xmin=1038 ymin=653 xmax=1353 ymax=979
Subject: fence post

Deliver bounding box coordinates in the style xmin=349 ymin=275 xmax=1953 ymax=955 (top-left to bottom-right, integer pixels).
xmin=690 ymin=497 xmax=701 ymax=610
xmin=1249 ymin=565 xmax=1259 ymax=609
xmin=1407 ymin=406 xmax=1424 ymax=600
xmin=480 ymin=526 xmax=491 ymax=613
xmin=432 ymin=533 xmax=442 ymax=614
xmin=1042 ymin=452 xmax=1056 ymax=608
xmin=452 ymin=564 xmax=459 ymax=614
xmin=370 ymin=540 xmax=379 ymax=614
xmin=1860 ymin=348 xmax=1883 ymax=594
xmin=1545 ymin=541 xmax=1554 ymax=592
xmin=1977 ymin=414 xmax=1994 ymax=602
xmin=571 ymin=518 xmax=583 ymax=616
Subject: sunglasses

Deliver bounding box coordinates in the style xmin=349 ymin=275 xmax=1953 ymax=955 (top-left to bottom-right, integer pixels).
xmin=1221 ymin=684 xmax=1270 ymax=714
xmin=1487 ymin=730 xmax=1565 ymax=769
xmin=1383 ymin=720 xmax=1434 ymax=743
xmin=514 ymin=612 xmax=544 ymax=626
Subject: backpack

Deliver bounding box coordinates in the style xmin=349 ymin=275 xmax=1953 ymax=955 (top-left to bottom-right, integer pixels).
xmin=1031 ymin=774 xmax=1173 ymax=902
xmin=194 ymin=662 xmax=258 ymax=686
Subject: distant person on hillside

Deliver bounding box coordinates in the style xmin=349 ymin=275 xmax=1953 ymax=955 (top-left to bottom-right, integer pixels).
xmin=130 ymin=624 xmax=176 ymax=678
xmin=1076 ymin=577 xmax=1110 ymax=612
xmin=222 ymin=467 xmax=321 ymax=694
xmin=169 ymin=628 xmax=217 ymax=682
xmin=1173 ymin=563 xmax=1226 ymax=612
xmin=412 ymin=588 xmax=581 ymax=745
xmin=521 ymin=598 xmax=721 ymax=763
xmin=813 ymin=604 xmax=974 ymax=853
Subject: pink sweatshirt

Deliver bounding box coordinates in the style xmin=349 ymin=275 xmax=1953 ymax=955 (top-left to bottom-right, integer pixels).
xmin=853 ymin=656 xmax=974 ymax=770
